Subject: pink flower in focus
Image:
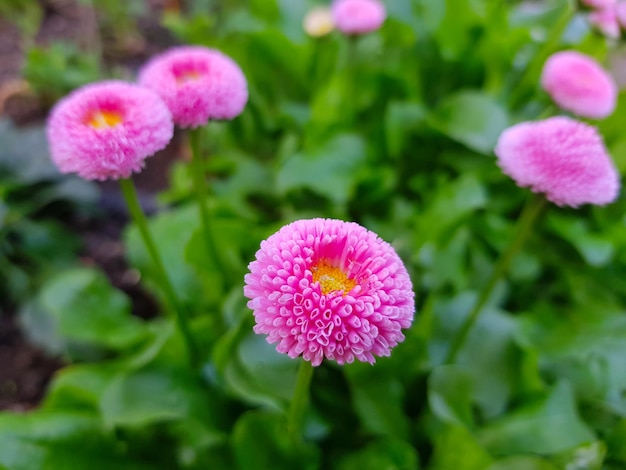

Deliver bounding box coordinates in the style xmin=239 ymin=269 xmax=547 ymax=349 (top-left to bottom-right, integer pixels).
xmin=138 ymin=46 xmax=248 ymax=128
xmin=541 ymin=51 xmax=617 ymax=119
xmin=588 ymin=5 xmax=621 ymax=38
xmin=331 ymin=0 xmax=386 ymax=35
xmin=494 ymin=117 xmax=620 ymax=207
xmin=244 ymin=219 xmax=415 ymax=366
xmin=46 ymin=80 xmax=173 ymax=181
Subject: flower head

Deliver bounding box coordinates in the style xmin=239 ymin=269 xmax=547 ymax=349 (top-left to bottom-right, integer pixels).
xmin=540 ymin=51 xmax=617 ymax=119
xmin=331 ymin=0 xmax=386 ymax=35
xmin=303 ymin=6 xmax=335 ymax=37
xmin=588 ymin=5 xmax=621 ymax=38
xmin=494 ymin=117 xmax=620 ymax=207
xmin=46 ymin=80 xmax=173 ymax=181
xmin=244 ymin=218 xmax=415 ymax=366
xmin=138 ymin=46 xmax=248 ymax=128
xmin=579 ymin=0 xmax=617 ymax=8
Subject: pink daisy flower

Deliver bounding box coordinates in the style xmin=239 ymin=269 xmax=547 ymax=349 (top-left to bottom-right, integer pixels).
xmin=540 ymin=51 xmax=617 ymax=119
xmin=580 ymin=0 xmax=617 ymax=8
xmin=331 ymin=0 xmax=386 ymax=35
xmin=494 ymin=117 xmax=620 ymax=207
xmin=244 ymin=219 xmax=415 ymax=366
xmin=138 ymin=46 xmax=248 ymax=128
xmin=46 ymin=80 xmax=173 ymax=181
xmin=588 ymin=5 xmax=621 ymax=39
xmin=616 ymin=1 xmax=626 ymax=27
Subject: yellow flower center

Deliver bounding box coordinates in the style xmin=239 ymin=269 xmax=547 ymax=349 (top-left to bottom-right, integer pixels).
xmin=86 ymin=110 xmax=123 ymax=129
xmin=175 ymin=70 xmax=201 ymax=84
xmin=312 ymin=263 xmax=356 ymax=296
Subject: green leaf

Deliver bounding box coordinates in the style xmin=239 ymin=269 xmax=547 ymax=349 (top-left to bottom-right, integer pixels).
xmin=479 ymin=381 xmax=595 ymax=456
xmin=336 ymin=438 xmax=420 ymax=470
xmin=0 ymin=411 xmax=155 ymax=470
xmin=99 ymin=366 xmax=215 ymax=428
xmin=428 ymin=365 xmax=474 ymax=428
xmin=344 ymin=362 xmax=410 ymax=440
xmin=385 ymin=101 xmax=427 ymax=159
xmin=277 ymin=134 xmax=367 ymax=205
xmin=430 ymin=90 xmax=508 ymax=154
xmin=487 ymin=456 xmax=558 ymax=470
xmin=546 ymin=213 xmax=614 ymax=267
xmin=428 ymin=293 xmax=520 ymax=419
xmin=124 ymin=204 xmax=202 ymax=304
xmin=33 ymin=267 xmax=147 ymax=352
xmin=43 ymin=363 xmax=118 ymax=411
xmin=231 ymin=410 xmax=319 ymax=470
xmin=429 ymin=425 xmax=493 ymax=470
xmin=214 ymin=315 xmax=299 ymax=410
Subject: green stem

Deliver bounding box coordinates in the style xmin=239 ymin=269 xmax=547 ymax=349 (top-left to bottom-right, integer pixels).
xmin=445 ymin=194 xmax=547 ymax=363
xmin=287 ymin=360 xmax=315 ymax=437
xmin=119 ymin=177 xmax=199 ymax=368
xmin=508 ymin=1 xmax=574 ymax=109
xmin=188 ymin=128 xmax=227 ymax=282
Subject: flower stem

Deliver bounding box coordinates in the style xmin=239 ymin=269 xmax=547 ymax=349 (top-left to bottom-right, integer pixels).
xmin=445 ymin=193 xmax=547 ymax=363
xmin=287 ymin=360 xmax=315 ymax=437
xmin=188 ymin=128 xmax=227 ymax=282
xmin=119 ymin=177 xmax=199 ymax=368
xmin=508 ymin=1 xmax=574 ymax=109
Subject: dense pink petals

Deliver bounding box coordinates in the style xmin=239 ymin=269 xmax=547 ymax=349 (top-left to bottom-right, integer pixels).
xmin=138 ymin=46 xmax=248 ymax=128
xmin=331 ymin=0 xmax=386 ymax=35
xmin=495 ymin=117 xmax=620 ymax=207
xmin=244 ymin=219 xmax=415 ymax=366
xmin=46 ymin=80 xmax=173 ymax=181
xmin=541 ymin=51 xmax=617 ymax=119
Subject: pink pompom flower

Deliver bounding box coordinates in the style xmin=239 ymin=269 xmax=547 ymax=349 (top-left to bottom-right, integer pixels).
xmin=540 ymin=51 xmax=617 ymax=119
xmin=46 ymin=80 xmax=173 ymax=181
xmin=138 ymin=46 xmax=248 ymax=128
xmin=588 ymin=5 xmax=621 ymax=39
xmin=580 ymin=0 xmax=617 ymax=8
xmin=244 ymin=219 xmax=415 ymax=366
xmin=494 ymin=117 xmax=620 ymax=207
xmin=331 ymin=0 xmax=386 ymax=35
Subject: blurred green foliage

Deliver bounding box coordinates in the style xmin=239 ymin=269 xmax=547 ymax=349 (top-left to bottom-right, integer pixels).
xmin=2 ymin=0 xmax=626 ymax=469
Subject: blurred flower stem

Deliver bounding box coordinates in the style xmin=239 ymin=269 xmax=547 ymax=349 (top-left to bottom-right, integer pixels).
xmin=288 ymin=360 xmax=314 ymax=437
xmin=446 ymin=193 xmax=547 ymax=363
xmin=119 ymin=177 xmax=199 ymax=368
xmin=508 ymin=1 xmax=574 ymax=109
xmin=188 ymin=127 xmax=227 ymax=283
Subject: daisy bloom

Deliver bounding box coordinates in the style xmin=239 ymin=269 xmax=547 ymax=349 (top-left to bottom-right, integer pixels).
xmin=540 ymin=51 xmax=617 ymax=119
xmin=331 ymin=0 xmax=386 ymax=35
xmin=138 ymin=46 xmax=248 ymax=128
xmin=46 ymin=80 xmax=173 ymax=181
xmin=580 ymin=0 xmax=617 ymax=7
xmin=616 ymin=1 xmax=626 ymax=27
xmin=244 ymin=219 xmax=415 ymax=366
xmin=588 ymin=5 xmax=621 ymax=39
xmin=494 ymin=117 xmax=620 ymax=207
xmin=303 ymin=6 xmax=335 ymax=37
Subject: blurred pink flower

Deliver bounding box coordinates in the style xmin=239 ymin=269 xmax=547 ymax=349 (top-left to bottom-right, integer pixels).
xmin=580 ymin=0 xmax=617 ymax=8
xmin=615 ymin=1 xmax=626 ymax=27
xmin=244 ymin=218 xmax=415 ymax=366
xmin=541 ymin=51 xmax=617 ymax=119
xmin=46 ymin=80 xmax=173 ymax=181
xmin=138 ymin=46 xmax=248 ymax=128
xmin=331 ymin=0 xmax=386 ymax=35
xmin=495 ymin=117 xmax=620 ymax=207
xmin=588 ymin=5 xmax=621 ymax=38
